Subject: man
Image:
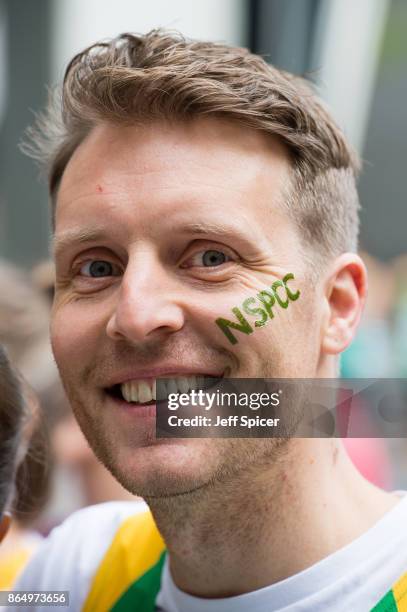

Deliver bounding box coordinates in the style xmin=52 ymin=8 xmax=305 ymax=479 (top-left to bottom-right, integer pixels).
xmin=15 ymin=30 xmax=407 ymax=611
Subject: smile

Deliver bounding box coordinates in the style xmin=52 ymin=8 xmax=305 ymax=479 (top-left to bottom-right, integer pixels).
xmin=106 ymin=374 xmax=224 ymax=406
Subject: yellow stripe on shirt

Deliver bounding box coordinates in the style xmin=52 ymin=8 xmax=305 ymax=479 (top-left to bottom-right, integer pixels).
xmin=83 ymin=510 xmax=165 ymax=612
xmin=393 ymin=571 xmax=407 ymax=611
xmin=0 ymin=549 xmax=32 ymax=589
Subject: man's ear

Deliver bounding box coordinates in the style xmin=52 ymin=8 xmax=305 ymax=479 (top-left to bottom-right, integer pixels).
xmin=321 ymin=253 xmax=368 ymax=355
xmin=0 ymin=512 xmax=11 ymax=543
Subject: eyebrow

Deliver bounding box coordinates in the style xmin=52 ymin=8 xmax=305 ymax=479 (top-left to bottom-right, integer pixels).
xmin=178 ymin=221 xmax=259 ymax=251
xmin=52 ymin=228 xmax=110 ymax=258
xmin=52 ymin=220 xmax=260 ymax=258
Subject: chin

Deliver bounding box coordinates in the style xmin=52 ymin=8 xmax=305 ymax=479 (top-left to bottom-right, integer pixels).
xmin=102 ymin=438 xmax=218 ymax=498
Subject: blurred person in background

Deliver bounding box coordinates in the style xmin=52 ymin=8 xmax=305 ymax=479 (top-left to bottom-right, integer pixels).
xmin=0 ymin=261 xmax=52 ymax=587
xmin=0 ymin=345 xmax=26 ymax=541
xmin=0 ymin=344 xmax=47 ymax=588
xmin=0 ymin=259 xmax=56 ymax=395
xmin=0 ymin=379 xmax=49 ymax=589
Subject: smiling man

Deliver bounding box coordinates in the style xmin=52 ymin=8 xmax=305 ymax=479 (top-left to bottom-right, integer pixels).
xmin=14 ymin=31 xmax=407 ymax=612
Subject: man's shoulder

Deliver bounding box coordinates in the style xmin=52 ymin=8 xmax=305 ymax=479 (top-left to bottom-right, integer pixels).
xmin=13 ymin=500 xmax=149 ymax=609
xmin=50 ymin=498 xmax=149 ymax=540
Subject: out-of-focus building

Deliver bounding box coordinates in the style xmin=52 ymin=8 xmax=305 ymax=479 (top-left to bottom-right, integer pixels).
xmin=2 ymin=0 xmax=405 ymax=271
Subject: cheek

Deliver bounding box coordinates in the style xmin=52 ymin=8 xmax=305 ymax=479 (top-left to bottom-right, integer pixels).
xmin=183 ymin=278 xmax=295 ymax=358
xmin=276 ymin=287 xmax=322 ymax=372
xmin=193 ymin=277 xmax=320 ymax=374
xmin=50 ymin=302 xmax=105 ymax=366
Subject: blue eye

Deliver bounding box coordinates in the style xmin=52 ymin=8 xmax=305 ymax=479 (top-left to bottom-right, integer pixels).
xmin=201 ymin=250 xmax=228 ymax=266
xmin=80 ymin=260 xmax=118 ymax=277
xmin=184 ymin=249 xmax=232 ymax=269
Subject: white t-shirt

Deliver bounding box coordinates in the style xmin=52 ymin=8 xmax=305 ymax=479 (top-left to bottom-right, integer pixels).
xmin=157 ymin=490 xmax=407 ymax=611
xmin=10 ymin=492 xmax=407 ymax=612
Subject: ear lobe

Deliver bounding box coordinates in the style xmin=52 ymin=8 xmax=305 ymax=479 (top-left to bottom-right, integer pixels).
xmin=321 ymin=255 xmax=368 ymax=356
xmin=0 ymin=512 xmax=11 ymax=543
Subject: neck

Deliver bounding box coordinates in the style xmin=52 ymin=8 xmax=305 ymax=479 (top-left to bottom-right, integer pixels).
xmin=147 ymin=439 xmax=399 ymax=598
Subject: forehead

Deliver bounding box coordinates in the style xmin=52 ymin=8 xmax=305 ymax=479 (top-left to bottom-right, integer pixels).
xmin=55 ymin=118 xmax=292 ymax=236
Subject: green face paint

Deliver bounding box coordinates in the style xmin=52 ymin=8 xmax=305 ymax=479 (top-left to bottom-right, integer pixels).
xmin=271 ymin=280 xmax=289 ymax=308
xmin=283 ymin=272 xmax=301 ymax=301
xmin=215 ymin=307 xmax=254 ymax=345
xmin=242 ymin=297 xmax=268 ymax=328
xmin=257 ymin=290 xmax=275 ymax=318
xmin=215 ymin=272 xmax=300 ymax=345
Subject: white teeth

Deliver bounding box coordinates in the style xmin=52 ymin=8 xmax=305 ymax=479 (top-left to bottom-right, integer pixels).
xmin=119 ymin=374 xmax=219 ymax=404
xmin=121 ymin=383 xmax=130 ymax=403
xmin=130 ymin=384 xmax=138 ymax=402
xmin=139 ymin=381 xmax=152 ymax=403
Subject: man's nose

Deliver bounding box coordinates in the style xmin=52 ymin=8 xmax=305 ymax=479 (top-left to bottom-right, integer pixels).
xmin=106 ymin=254 xmax=185 ymax=344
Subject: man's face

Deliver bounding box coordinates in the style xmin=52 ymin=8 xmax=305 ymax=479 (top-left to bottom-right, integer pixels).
xmin=51 ymin=118 xmax=323 ymax=497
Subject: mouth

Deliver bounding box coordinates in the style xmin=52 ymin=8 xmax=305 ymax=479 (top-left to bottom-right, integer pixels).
xmin=105 ymin=373 xmax=224 ymax=407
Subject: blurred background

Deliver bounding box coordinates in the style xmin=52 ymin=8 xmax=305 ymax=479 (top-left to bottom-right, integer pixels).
xmin=0 ymin=0 xmax=406 ymax=587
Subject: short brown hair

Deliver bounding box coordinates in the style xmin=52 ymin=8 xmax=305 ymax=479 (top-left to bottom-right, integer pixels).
xmin=24 ymin=29 xmax=360 ymax=259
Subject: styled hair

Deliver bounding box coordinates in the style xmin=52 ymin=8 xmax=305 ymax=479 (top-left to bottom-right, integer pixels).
xmin=23 ymin=29 xmax=361 ymax=260
xmin=0 ymin=345 xmax=25 ymax=517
